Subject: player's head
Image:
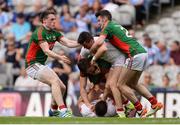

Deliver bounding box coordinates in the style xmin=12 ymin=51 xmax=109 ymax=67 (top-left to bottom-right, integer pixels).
xmin=77 ymin=58 xmax=100 ymax=75
xmin=40 ymin=8 xmax=57 ymax=30
xmin=78 ymin=31 xmax=94 ymax=49
xmin=95 ymin=10 xmax=112 ymax=29
xmin=95 ymin=100 xmax=107 ymax=117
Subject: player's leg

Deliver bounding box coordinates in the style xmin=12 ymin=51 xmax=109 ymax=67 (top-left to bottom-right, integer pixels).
xmin=48 ymin=98 xmax=59 ymax=117
xmin=106 ymin=66 xmax=125 ymax=118
xmin=34 ymin=64 xmax=72 ymax=117
xmin=130 ymin=73 xmax=163 ymax=117
xmin=122 ymin=95 xmax=135 ymax=117
xmin=117 ymin=68 xmax=147 ymax=117
xmin=128 ymin=53 xmax=163 ymax=117
xmin=121 ymin=53 xmax=162 ymax=117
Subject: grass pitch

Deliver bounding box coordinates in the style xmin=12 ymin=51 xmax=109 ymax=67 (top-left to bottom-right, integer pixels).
xmin=0 ymin=117 xmax=180 ymax=124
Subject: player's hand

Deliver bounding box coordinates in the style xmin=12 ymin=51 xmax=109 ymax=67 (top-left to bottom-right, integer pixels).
xmin=90 ymin=59 xmax=96 ymax=65
xmin=59 ymin=55 xmax=71 ymax=64
xmin=86 ymin=103 xmax=94 ymax=111
xmin=99 ymin=94 xmax=105 ymax=101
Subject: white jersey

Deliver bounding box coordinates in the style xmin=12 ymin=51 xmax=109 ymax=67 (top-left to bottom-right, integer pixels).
xmin=80 ymin=37 xmax=126 ymax=67
xmin=80 ymin=98 xmax=116 ymax=117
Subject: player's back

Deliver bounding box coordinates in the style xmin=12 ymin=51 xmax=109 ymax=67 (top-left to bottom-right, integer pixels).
xmin=104 ymin=21 xmax=146 ymax=57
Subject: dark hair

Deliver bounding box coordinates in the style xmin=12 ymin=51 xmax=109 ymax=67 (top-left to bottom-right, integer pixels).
xmin=17 ymin=12 xmax=25 ymax=18
xmin=173 ymin=40 xmax=179 ymax=46
xmin=95 ymin=10 xmax=112 ymax=21
xmin=95 ymin=100 xmax=107 ymax=117
xmin=77 ymin=31 xmax=93 ymax=45
xmin=40 ymin=8 xmax=57 ymax=22
xmin=77 ymin=58 xmax=91 ymax=74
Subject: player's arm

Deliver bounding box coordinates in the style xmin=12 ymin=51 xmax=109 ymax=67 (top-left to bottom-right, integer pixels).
xmin=58 ymin=37 xmax=81 ymax=48
xmin=91 ymin=43 xmax=107 ymax=64
xmin=80 ymin=75 xmax=93 ymax=108
xmin=90 ymin=35 xmax=106 ymax=53
xmin=39 ymin=41 xmax=71 ymax=64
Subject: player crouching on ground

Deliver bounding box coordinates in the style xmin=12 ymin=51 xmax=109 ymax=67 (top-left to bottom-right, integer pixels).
xmin=77 ymin=58 xmax=135 ymax=117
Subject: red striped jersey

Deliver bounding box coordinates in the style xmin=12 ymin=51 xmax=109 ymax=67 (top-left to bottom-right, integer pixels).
xmin=25 ymin=26 xmax=63 ymax=68
xmin=101 ymin=21 xmax=146 ymax=57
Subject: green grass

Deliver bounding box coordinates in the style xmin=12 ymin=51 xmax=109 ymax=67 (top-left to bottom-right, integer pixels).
xmin=0 ymin=117 xmax=180 ymax=124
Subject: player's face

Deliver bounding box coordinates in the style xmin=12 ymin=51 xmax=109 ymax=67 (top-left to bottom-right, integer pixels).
xmin=82 ymin=39 xmax=94 ymax=49
xmin=44 ymin=14 xmax=56 ymax=30
xmin=97 ymin=16 xmax=105 ymax=29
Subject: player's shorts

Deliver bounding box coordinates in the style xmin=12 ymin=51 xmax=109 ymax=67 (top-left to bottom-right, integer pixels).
xmin=123 ymin=53 xmax=148 ymax=71
xmin=79 ymin=103 xmax=96 ymax=117
xmin=112 ymin=55 xmax=126 ymax=67
xmin=25 ymin=63 xmax=49 ymax=80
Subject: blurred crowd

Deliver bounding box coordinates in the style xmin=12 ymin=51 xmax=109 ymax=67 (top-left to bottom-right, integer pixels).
xmin=0 ymin=0 xmax=180 ymax=103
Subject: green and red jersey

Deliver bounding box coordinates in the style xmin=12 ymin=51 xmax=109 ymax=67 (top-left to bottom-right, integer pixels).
xmin=25 ymin=26 xmax=63 ymax=68
xmin=101 ymin=21 xmax=146 ymax=57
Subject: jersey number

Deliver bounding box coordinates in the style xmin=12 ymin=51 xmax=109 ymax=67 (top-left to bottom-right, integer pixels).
xmin=117 ymin=25 xmax=132 ymax=38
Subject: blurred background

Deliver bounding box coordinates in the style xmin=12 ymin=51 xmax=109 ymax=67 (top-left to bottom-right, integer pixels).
xmin=0 ymin=0 xmax=180 ymax=118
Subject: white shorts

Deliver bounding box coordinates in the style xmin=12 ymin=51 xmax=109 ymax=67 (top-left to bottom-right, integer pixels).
xmin=79 ymin=103 xmax=96 ymax=117
xmin=123 ymin=53 xmax=148 ymax=71
xmin=25 ymin=63 xmax=48 ymax=80
xmin=112 ymin=55 xmax=126 ymax=67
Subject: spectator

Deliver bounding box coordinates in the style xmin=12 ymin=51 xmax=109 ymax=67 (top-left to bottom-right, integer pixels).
xmin=129 ymin=0 xmax=145 ymax=27
xmin=173 ymin=72 xmax=180 ymax=90
xmin=60 ymin=13 xmax=77 ymax=33
xmin=29 ymin=13 xmax=40 ymax=32
xmin=20 ymin=32 xmax=32 ymax=59
xmin=76 ymin=7 xmax=91 ymax=33
xmin=170 ymin=41 xmax=180 ymax=65
xmin=14 ymin=67 xmax=38 ymax=90
xmin=80 ymin=0 xmax=96 ymax=7
xmin=52 ymin=0 xmax=68 ymax=6
xmin=11 ymin=12 xmax=30 ymax=42
xmin=155 ymin=41 xmax=170 ymax=66
xmin=142 ymin=72 xmax=157 ymax=91
xmin=0 ymin=30 xmax=6 ymax=63
xmin=4 ymin=40 xmax=21 ymax=83
xmin=161 ymin=74 xmax=171 ymax=88
xmin=89 ymin=0 xmax=102 ymax=34
xmin=143 ymin=34 xmax=159 ymax=66
xmin=68 ymin=72 xmax=80 ymax=99
xmin=60 ymin=4 xmax=71 ymax=17
xmin=0 ymin=7 xmax=10 ymax=29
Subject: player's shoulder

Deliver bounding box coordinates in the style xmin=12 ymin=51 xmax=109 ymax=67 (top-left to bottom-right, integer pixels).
xmin=33 ymin=26 xmax=44 ymax=35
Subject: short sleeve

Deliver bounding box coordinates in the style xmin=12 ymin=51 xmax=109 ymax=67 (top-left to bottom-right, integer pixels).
xmin=37 ymin=27 xmax=45 ymax=42
xmin=80 ymin=47 xmax=91 ymax=58
xmin=55 ymin=31 xmax=63 ymax=39
xmin=101 ymin=25 xmax=112 ymax=39
xmin=33 ymin=27 xmax=46 ymax=44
